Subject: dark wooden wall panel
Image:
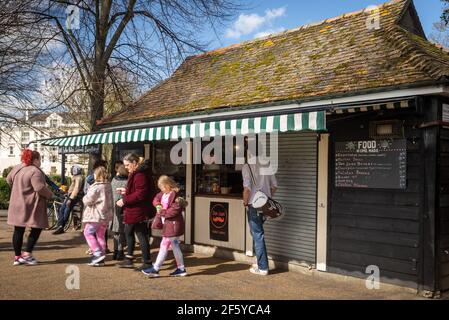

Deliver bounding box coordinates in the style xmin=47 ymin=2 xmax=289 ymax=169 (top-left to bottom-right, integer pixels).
xmin=327 ymin=110 xmax=423 ymax=288
xmin=439 ymin=128 xmax=449 ymax=290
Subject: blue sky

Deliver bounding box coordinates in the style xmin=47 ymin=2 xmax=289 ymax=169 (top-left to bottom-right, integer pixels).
xmin=206 ymin=0 xmax=444 ymax=49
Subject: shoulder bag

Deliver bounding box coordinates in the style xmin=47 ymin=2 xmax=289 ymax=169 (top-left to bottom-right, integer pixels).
xmin=247 ymin=164 xmax=283 ymax=220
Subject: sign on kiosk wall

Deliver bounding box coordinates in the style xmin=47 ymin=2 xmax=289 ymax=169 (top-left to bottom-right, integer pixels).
xmin=335 ymin=139 xmax=407 ymax=189
xmin=58 ymin=144 xmax=100 ymax=154
xmin=210 ymin=202 xmax=229 ymax=242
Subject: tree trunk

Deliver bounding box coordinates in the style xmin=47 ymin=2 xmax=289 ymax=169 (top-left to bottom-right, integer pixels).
xmin=90 ymin=72 xmax=105 ymax=132
xmin=88 ymin=66 xmax=106 ymax=172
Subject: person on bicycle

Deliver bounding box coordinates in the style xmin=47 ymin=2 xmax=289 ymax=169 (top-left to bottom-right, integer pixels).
xmin=53 ymin=165 xmax=84 ymax=235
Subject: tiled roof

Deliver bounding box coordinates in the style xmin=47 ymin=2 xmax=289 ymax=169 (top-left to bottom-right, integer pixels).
xmin=100 ymin=0 xmax=449 ymax=126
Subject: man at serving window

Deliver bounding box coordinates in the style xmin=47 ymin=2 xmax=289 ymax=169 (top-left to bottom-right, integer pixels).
xmin=242 ymin=142 xmax=277 ymax=276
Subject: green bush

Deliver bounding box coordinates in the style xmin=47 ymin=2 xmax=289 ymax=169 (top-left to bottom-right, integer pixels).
xmin=49 ymin=174 xmax=62 ymax=184
xmin=0 ymin=178 xmax=11 ymax=209
xmin=2 ymin=166 xmax=13 ymax=178
xmin=48 ymin=174 xmax=71 ymax=187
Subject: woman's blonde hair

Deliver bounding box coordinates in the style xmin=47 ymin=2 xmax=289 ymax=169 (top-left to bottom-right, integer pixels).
xmin=157 ymin=175 xmax=179 ymax=193
xmin=94 ymin=166 xmax=109 ymax=183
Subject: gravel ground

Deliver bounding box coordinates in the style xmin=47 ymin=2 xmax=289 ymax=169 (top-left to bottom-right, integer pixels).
xmin=0 ymin=216 xmax=423 ymax=300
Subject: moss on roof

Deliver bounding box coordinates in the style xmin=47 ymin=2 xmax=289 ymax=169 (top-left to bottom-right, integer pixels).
xmin=101 ymin=0 xmax=449 ymax=126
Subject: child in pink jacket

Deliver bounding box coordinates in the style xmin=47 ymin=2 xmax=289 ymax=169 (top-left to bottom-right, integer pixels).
xmin=142 ymin=175 xmax=187 ymax=277
xmin=82 ymin=166 xmax=113 ymax=266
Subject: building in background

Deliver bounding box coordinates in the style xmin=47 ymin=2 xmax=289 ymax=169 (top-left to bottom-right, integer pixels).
xmin=0 ymin=112 xmax=88 ymax=176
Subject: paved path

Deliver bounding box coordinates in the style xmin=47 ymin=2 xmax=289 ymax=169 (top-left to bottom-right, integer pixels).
xmin=0 ymin=217 xmax=422 ymax=300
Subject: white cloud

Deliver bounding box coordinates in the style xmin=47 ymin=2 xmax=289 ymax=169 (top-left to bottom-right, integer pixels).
xmin=225 ymin=7 xmax=286 ymax=39
xmin=254 ymin=27 xmax=286 ymax=39
xmin=45 ymin=37 xmax=66 ymax=53
xmin=265 ymin=7 xmax=286 ymax=20
xmin=225 ymin=13 xmax=265 ymax=38
xmin=46 ymin=41 xmax=65 ymax=53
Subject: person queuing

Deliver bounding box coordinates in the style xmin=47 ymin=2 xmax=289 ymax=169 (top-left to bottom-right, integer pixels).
xmin=116 ymin=154 xmax=156 ymax=271
xmin=142 ymin=175 xmax=188 ymax=277
xmin=7 ymin=149 xmax=54 ymax=266
xmin=82 ymin=166 xmax=114 ymax=266
xmin=110 ymin=163 xmax=128 ymax=261
xmin=83 ymin=159 xmax=111 ymax=254
xmin=242 ymin=153 xmax=278 ymax=276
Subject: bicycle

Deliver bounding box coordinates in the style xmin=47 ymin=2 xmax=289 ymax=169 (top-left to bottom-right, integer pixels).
xmin=68 ymin=201 xmax=84 ymax=231
xmin=47 ymin=193 xmax=64 ymax=230
xmin=47 ymin=194 xmax=84 ymax=231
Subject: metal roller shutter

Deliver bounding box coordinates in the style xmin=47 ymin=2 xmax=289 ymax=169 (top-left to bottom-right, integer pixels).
xmin=264 ymin=131 xmax=317 ymax=265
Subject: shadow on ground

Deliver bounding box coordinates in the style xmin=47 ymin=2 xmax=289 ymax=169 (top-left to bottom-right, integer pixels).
xmin=0 ymin=231 xmax=86 ymax=252
xmin=153 ymin=252 xmax=271 ymax=276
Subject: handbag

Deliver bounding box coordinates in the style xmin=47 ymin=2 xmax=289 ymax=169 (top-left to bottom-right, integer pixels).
xmin=247 ymin=164 xmax=283 ymax=220
xmin=151 ymin=214 xmax=163 ymax=230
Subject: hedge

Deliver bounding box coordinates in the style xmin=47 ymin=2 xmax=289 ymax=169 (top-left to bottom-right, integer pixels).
xmin=2 ymin=166 xmax=13 ymax=178
xmin=0 ymin=178 xmax=11 ymax=209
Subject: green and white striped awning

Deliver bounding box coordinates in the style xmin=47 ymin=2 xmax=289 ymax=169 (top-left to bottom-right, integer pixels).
xmin=327 ymin=99 xmax=414 ymax=114
xmin=39 ymin=111 xmax=326 ymax=147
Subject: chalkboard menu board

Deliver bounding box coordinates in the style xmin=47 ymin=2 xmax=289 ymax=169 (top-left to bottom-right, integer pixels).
xmin=335 ymin=139 xmax=407 ymax=189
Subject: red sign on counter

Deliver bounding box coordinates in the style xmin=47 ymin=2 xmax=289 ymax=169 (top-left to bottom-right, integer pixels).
xmin=209 ymin=202 xmax=229 ymax=242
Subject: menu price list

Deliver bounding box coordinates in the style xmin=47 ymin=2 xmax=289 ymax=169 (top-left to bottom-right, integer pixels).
xmin=334 ymin=140 xmax=407 ymax=189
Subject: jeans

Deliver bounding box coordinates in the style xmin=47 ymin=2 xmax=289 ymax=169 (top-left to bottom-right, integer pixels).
xmin=124 ymin=222 xmax=151 ymax=264
xmin=247 ymin=206 xmax=269 ymax=271
xmin=57 ymin=198 xmax=77 ymax=228
xmin=12 ymin=227 xmax=42 ymax=256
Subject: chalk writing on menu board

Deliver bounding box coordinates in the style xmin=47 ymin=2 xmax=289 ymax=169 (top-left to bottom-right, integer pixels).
xmin=335 ymin=140 xmax=407 ymax=189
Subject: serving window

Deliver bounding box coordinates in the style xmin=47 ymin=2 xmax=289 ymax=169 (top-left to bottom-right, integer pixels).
xmin=195 ymin=137 xmax=243 ymax=197
xmin=152 ymin=141 xmax=186 ymax=196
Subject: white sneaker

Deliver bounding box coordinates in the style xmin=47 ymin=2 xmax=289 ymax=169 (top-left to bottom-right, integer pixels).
xmin=249 ymin=266 xmax=268 ymax=276
xmin=87 ymin=261 xmax=105 ymax=267
xmin=91 ymin=254 xmax=106 ymax=264
xmin=13 ymin=257 xmax=23 ymax=266
xmin=18 ymin=255 xmax=38 ymax=265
